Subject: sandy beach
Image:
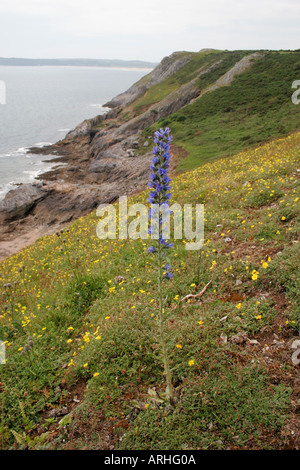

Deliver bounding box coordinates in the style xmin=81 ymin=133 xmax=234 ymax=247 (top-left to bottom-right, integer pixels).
xmin=0 ymin=226 xmax=54 ymax=262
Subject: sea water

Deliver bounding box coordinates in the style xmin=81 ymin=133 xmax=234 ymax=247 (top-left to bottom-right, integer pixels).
xmin=0 ymin=65 xmax=150 ymax=199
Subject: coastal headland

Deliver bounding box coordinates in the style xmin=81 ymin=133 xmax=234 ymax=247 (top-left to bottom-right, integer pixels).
xmin=1 ymin=48 xmax=299 ymax=260
xmin=0 ymin=50 xmax=199 ymax=260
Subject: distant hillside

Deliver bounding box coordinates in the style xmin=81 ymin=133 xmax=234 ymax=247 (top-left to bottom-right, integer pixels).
xmin=105 ymin=48 xmax=300 ymax=170
xmin=0 ymin=57 xmax=157 ymax=68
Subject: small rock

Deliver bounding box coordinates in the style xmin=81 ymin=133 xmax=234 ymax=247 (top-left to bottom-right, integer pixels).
xmin=214 ymin=440 xmax=223 ymax=447
xmin=54 ymin=386 xmax=62 ymax=396
xmin=248 ymin=339 xmax=259 ymax=345
xmin=47 ymin=406 xmax=68 ymax=418
xmin=220 ymin=334 xmax=228 ymax=343
xmin=230 ymin=332 xmax=248 ymax=344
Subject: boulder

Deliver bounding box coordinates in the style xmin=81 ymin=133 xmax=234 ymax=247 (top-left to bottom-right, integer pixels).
xmin=0 ymin=182 xmax=51 ymax=223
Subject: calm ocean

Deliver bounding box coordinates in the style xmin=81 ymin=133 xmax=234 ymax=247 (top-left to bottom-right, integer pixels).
xmin=0 ymin=65 xmax=150 ymax=199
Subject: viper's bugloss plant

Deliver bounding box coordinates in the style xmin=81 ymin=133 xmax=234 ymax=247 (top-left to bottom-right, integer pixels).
xmin=148 ymin=128 xmax=176 ymax=404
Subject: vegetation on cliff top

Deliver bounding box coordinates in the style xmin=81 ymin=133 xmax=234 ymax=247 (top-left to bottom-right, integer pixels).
xmin=144 ymin=50 xmax=300 ymax=169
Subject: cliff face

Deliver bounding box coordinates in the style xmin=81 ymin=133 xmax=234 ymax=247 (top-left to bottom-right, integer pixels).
xmin=0 ymin=49 xmax=265 ymax=259
xmin=104 ymin=51 xmax=196 ymax=108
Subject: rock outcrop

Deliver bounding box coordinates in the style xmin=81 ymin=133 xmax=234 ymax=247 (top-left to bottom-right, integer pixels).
xmin=104 ymin=51 xmax=195 ymax=109
xmin=0 ymin=182 xmax=51 ymax=223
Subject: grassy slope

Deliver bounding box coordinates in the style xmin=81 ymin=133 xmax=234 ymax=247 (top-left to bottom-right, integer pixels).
xmin=144 ymin=50 xmax=300 ymax=170
xmin=0 ymin=129 xmax=299 ymax=449
xmin=130 ymin=49 xmax=248 ymax=115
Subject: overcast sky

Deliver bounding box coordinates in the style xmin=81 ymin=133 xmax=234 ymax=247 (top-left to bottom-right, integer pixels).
xmin=0 ymin=0 xmax=299 ymax=62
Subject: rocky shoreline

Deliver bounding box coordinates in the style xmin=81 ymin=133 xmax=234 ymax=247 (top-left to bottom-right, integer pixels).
xmin=0 ymin=51 xmax=196 ymax=261
xmin=0 ymin=50 xmax=261 ymax=261
xmin=0 ymin=125 xmax=152 ymax=260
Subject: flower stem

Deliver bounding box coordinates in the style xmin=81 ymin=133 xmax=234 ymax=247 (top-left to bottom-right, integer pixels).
xmin=148 ymin=127 xmax=175 ymax=404
xmin=157 ymin=213 xmax=175 ymax=404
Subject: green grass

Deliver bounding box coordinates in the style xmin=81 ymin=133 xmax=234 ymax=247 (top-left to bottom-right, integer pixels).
xmin=131 ymin=50 xmax=249 ymax=116
xmin=144 ymin=50 xmax=300 ymax=170
xmin=118 ymin=365 xmax=290 ymax=450
xmin=1 ymin=50 xmax=300 ymax=449
xmin=0 ymin=131 xmax=299 ymax=450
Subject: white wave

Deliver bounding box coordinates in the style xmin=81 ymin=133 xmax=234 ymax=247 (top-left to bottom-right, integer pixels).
xmin=0 ymin=153 xmax=12 ymax=158
xmin=90 ymin=104 xmax=110 ymax=113
xmin=33 ymin=142 xmax=53 ymax=148
xmin=15 ymin=147 xmax=29 ymax=154
xmin=2 ymin=147 xmax=30 ymax=156
xmin=23 ymin=169 xmax=42 ymax=180
xmin=0 ymin=148 xmax=28 ymax=158
xmin=0 ymin=182 xmax=18 ymax=200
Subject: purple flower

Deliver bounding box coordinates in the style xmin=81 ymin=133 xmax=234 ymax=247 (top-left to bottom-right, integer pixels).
xmin=164 ymin=271 xmax=173 ymax=280
xmin=148 ymin=128 xmax=173 ymax=280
